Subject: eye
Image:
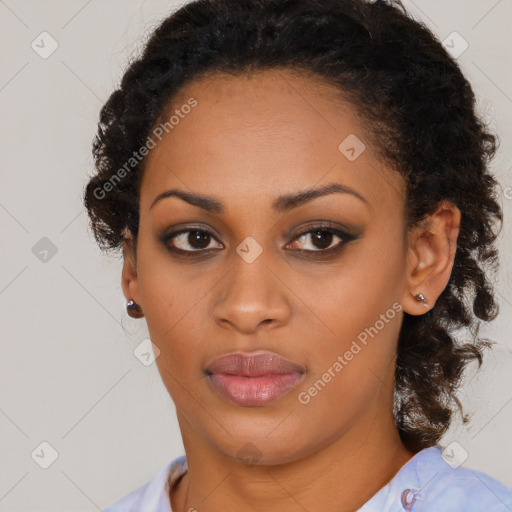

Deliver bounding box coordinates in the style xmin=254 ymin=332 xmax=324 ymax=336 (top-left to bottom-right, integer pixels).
xmin=286 ymin=225 xmax=355 ymax=253
xmin=160 ymin=223 xmax=358 ymax=258
xmin=163 ymin=229 xmax=223 ymax=253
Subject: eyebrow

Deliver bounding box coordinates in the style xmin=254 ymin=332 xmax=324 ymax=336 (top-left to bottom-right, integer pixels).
xmin=149 ymin=182 xmax=368 ymax=214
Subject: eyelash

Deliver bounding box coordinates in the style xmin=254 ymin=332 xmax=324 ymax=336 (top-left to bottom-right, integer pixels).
xmin=160 ymin=223 xmax=358 ymax=259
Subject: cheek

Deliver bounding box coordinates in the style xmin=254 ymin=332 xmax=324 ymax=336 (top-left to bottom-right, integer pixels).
xmin=135 ymin=236 xmax=206 ymax=370
xmin=299 ymin=229 xmax=405 ymax=341
xmin=297 ymin=228 xmax=405 ymax=390
xmin=303 ymin=278 xmax=401 ymax=392
xmin=136 ymin=225 xmax=199 ymax=323
xmin=295 ymin=278 xmax=402 ymax=437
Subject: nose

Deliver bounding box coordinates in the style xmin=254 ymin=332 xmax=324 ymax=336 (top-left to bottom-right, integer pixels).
xmin=212 ymin=246 xmax=292 ymax=334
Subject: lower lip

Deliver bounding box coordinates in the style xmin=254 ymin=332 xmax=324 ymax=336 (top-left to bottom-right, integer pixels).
xmin=207 ymin=372 xmax=304 ymax=406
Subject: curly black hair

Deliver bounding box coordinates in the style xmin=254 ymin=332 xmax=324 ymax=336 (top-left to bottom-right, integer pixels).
xmin=83 ymin=0 xmax=503 ymax=452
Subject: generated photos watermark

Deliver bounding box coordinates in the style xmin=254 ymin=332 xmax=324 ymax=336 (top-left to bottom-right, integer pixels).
xmin=93 ymin=97 xmax=198 ymax=200
xmin=298 ymin=301 xmax=403 ymax=405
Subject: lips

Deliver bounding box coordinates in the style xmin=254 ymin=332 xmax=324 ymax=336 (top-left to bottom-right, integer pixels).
xmin=206 ymin=351 xmax=306 ymax=376
xmin=205 ymin=351 xmax=306 ymax=406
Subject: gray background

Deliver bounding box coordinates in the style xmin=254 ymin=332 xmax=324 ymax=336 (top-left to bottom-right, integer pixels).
xmin=0 ymin=0 xmax=511 ymax=510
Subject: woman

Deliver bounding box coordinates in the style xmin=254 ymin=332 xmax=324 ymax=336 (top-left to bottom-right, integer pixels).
xmin=84 ymin=0 xmax=512 ymax=510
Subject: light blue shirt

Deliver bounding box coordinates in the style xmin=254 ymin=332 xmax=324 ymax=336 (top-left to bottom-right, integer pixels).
xmin=102 ymin=445 xmax=512 ymax=511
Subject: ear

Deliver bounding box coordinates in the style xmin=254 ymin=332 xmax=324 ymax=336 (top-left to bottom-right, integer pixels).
xmin=401 ymin=200 xmax=461 ymax=315
xmin=121 ymin=232 xmax=142 ymax=307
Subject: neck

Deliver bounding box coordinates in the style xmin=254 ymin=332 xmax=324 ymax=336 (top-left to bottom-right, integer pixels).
xmin=170 ymin=407 xmax=417 ymax=512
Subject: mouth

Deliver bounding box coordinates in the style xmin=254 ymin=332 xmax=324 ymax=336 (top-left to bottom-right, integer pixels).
xmin=205 ymin=351 xmax=306 ymax=406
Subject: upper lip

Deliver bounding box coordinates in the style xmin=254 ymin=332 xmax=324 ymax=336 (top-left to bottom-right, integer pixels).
xmin=205 ymin=351 xmax=306 ymax=377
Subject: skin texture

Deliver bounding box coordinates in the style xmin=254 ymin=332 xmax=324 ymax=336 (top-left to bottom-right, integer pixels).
xmin=121 ymin=69 xmax=461 ymax=512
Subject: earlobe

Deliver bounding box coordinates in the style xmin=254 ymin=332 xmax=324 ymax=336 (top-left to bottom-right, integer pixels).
xmin=402 ymin=201 xmax=461 ymax=316
xmin=121 ymin=234 xmax=142 ymax=314
xmin=412 ymin=292 xmax=429 ymax=309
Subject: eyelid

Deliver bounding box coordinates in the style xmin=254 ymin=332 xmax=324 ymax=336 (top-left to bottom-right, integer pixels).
xmin=285 ymin=224 xmax=358 ymax=254
xmin=160 ymin=226 xmax=224 ymax=252
xmin=286 ymin=220 xmax=359 ymax=239
xmin=159 ymin=223 xmax=223 ymax=242
xmin=159 ymin=220 xmax=360 ymax=256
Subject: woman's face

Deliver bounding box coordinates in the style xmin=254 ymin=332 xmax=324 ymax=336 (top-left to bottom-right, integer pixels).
xmin=126 ymin=68 xmax=413 ymax=464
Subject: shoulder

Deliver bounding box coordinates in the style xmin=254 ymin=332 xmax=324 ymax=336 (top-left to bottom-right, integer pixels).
xmin=421 ymin=468 xmax=512 ymax=511
xmin=359 ymin=445 xmax=512 ymax=512
xmin=102 ymin=455 xmax=188 ymax=512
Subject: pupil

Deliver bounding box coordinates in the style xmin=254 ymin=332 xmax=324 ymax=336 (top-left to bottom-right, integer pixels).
xmin=190 ymin=230 xmax=210 ymax=249
xmin=312 ymin=230 xmax=332 ymax=249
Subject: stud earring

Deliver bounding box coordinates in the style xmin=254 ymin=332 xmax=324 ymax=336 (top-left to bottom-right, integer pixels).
xmin=126 ymin=299 xmax=144 ymax=318
xmin=414 ymin=292 xmax=429 ymax=309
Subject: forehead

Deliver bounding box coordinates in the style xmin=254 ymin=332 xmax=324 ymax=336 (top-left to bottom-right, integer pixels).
xmin=140 ymin=68 xmax=405 ymax=215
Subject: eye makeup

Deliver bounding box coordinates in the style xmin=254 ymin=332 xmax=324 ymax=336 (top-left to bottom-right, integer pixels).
xmin=157 ymin=219 xmax=362 ymax=261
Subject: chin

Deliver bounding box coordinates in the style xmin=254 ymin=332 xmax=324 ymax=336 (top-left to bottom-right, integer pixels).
xmin=211 ymin=425 xmax=317 ymax=467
